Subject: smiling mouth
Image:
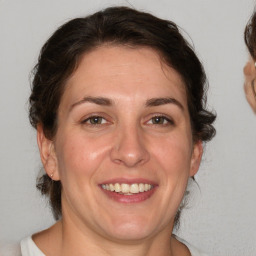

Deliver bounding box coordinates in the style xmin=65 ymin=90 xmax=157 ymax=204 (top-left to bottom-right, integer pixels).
xmin=101 ymin=183 xmax=154 ymax=195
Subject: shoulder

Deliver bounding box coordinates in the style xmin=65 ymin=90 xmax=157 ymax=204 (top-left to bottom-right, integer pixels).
xmin=175 ymin=236 xmax=209 ymax=256
xmin=0 ymin=241 xmax=22 ymax=256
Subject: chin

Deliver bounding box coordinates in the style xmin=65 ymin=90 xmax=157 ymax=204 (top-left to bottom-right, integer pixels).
xmin=103 ymin=216 xmax=157 ymax=241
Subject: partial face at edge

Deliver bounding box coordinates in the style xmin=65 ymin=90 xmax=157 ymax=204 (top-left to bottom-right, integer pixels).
xmin=38 ymin=45 xmax=203 ymax=242
xmin=244 ymin=57 xmax=256 ymax=113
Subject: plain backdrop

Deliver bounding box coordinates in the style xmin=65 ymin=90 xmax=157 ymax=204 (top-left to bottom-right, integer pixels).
xmin=1 ymin=0 xmax=256 ymax=255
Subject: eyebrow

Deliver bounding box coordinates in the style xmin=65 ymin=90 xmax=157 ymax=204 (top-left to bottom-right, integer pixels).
xmin=146 ymin=97 xmax=184 ymax=110
xmin=70 ymin=97 xmax=112 ymax=111
xmin=70 ymin=96 xmax=184 ymax=111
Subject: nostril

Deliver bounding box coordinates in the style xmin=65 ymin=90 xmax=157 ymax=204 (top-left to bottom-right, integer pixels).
xmin=110 ymin=136 xmax=150 ymax=167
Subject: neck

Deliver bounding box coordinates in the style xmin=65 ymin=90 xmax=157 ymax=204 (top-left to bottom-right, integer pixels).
xmin=56 ymin=217 xmax=176 ymax=256
xmin=33 ymin=218 xmax=190 ymax=256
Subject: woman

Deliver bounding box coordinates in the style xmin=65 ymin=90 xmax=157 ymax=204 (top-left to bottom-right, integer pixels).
xmin=244 ymin=10 xmax=256 ymax=113
xmin=21 ymin=6 xmax=215 ymax=256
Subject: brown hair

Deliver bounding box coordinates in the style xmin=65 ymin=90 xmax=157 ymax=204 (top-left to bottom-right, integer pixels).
xmin=245 ymin=10 xmax=256 ymax=60
xmin=29 ymin=6 xmax=216 ymax=221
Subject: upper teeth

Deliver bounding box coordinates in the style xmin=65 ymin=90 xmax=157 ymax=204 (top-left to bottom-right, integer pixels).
xmin=102 ymin=183 xmax=153 ymax=194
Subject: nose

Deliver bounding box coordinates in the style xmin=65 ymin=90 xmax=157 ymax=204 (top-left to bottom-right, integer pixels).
xmin=110 ymin=125 xmax=150 ymax=168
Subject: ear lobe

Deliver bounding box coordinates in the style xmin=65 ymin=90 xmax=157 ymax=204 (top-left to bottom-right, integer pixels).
xmin=37 ymin=125 xmax=59 ymax=181
xmin=189 ymin=140 xmax=203 ymax=177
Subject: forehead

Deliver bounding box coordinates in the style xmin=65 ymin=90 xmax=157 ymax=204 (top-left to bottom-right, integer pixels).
xmin=62 ymin=45 xmax=187 ymax=108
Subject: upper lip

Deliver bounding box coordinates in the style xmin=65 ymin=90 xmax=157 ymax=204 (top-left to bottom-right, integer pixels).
xmin=100 ymin=177 xmax=157 ymax=186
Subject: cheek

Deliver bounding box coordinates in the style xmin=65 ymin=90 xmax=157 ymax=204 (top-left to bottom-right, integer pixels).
xmin=150 ymin=134 xmax=192 ymax=216
xmin=154 ymin=133 xmax=192 ymax=197
xmin=154 ymin=133 xmax=192 ymax=173
xmin=55 ymin=131 xmax=111 ymax=181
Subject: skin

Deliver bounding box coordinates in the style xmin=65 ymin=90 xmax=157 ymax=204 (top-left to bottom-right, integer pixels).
xmin=35 ymin=46 xmax=203 ymax=256
xmin=244 ymin=57 xmax=256 ymax=113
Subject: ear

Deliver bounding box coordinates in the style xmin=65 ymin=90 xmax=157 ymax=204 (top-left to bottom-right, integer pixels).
xmin=189 ymin=140 xmax=203 ymax=177
xmin=244 ymin=58 xmax=256 ymax=79
xmin=244 ymin=59 xmax=256 ymax=113
xmin=37 ymin=124 xmax=60 ymax=181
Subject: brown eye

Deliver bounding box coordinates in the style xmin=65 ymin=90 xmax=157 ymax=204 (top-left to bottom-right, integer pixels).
xmin=149 ymin=116 xmax=173 ymax=125
xmin=89 ymin=117 xmax=103 ymax=124
xmin=82 ymin=116 xmax=107 ymax=125
xmin=151 ymin=116 xmax=166 ymax=124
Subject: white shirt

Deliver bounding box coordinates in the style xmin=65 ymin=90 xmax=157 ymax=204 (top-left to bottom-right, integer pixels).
xmin=19 ymin=236 xmax=209 ymax=256
xmin=20 ymin=237 xmax=44 ymax=256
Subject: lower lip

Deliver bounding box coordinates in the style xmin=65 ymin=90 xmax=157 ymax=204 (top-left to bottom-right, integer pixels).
xmin=100 ymin=186 xmax=157 ymax=203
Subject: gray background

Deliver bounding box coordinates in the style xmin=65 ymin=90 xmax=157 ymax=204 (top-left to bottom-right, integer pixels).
xmin=1 ymin=0 xmax=256 ymax=255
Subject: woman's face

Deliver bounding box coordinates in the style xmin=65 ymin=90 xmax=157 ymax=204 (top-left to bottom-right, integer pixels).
xmin=39 ymin=46 xmax=202 ymax=241
xmin=244 ymin=57 xmax=256 ymax=113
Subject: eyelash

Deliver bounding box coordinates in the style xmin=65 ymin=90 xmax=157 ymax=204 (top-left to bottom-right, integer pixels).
xmin=81 ymin=114 xmax=174 ymax=127
xmin=146 ymin=115 xmax=174 ymax=126
xmin=81 ymin=115 xmax=108 ymax=125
